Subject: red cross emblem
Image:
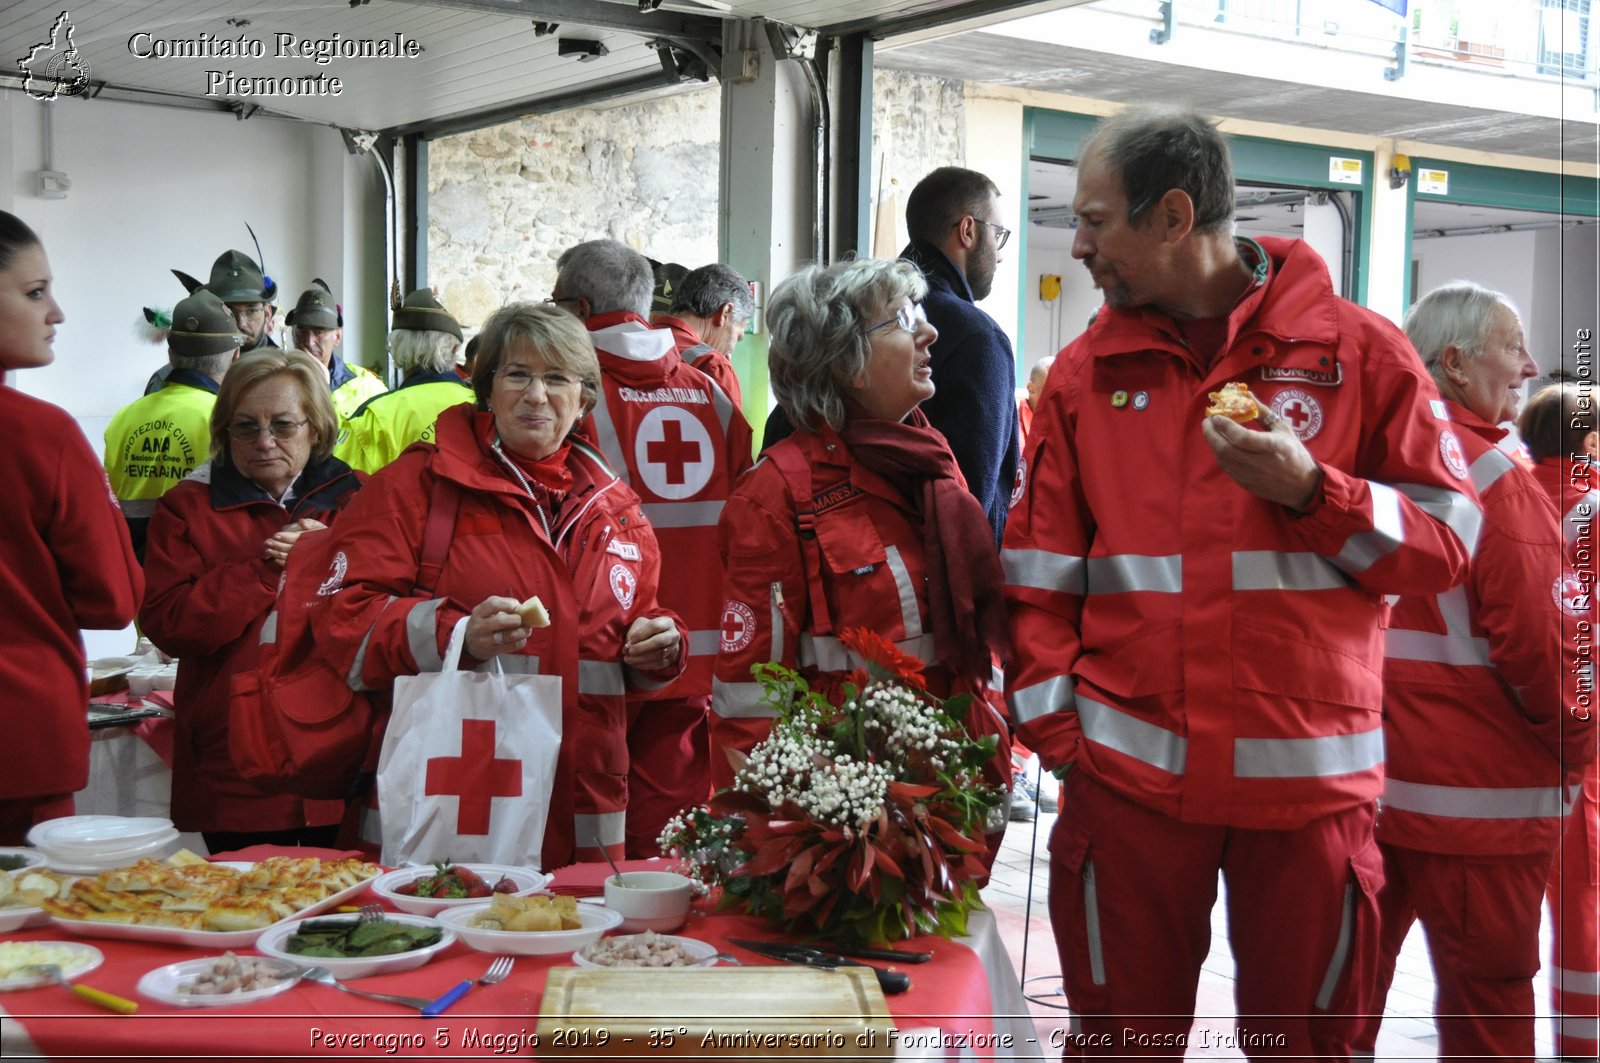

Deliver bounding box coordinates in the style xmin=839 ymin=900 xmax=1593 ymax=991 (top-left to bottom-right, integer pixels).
xmin=1554 ymin=570 xmax=1592 ymax=618
xmin=647 ymin=419 xmax=702 ymax=485
xmin=424 ymin=719 xmax=522 ymax=835
xmin=720 ymin=600 xmax=755 ymax=653
xmin=1268 ymin=387 xmax=1323 ymax=440
xmin=634 ymin=407 xmax=716 ymax=500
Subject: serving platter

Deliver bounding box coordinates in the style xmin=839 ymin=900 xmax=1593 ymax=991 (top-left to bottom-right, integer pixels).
xmin=136 ymin=955 xmax=300 ymax=1008
xmin=0 ymin=942 xmax=103 ymax=992
xmin=46 ymin=862 xmax=381 ymax=949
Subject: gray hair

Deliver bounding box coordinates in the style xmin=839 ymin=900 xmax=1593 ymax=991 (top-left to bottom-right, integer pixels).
xmin=669 ymin=263 xmax=754 ymax=325
xmin=767 ymin=258 xmax=928 ymax=433
xmin=1404 ymin=281 xmax=1518 ymax=384
xmin=556 ymin=239 xmax=653 ymax=318
xmin=1082 ymin=106 xmax=1235 ymax=236
xmin=388 ymin=328 xmax=460 ymax=375
xmin=470 ymin=301 xmax=601 ymax=418
xmin=171 ymin=350 xmax=235 ymax=382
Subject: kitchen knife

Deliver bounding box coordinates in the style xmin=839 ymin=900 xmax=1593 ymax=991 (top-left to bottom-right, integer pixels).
xmin=824 ymin=944 xmax=932 ymax=964
xmin=726 ymin=938 xmax=912 ymax=995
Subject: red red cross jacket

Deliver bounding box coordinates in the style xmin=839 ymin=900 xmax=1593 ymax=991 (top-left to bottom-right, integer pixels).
xmin=580 ymin=312 xmax=753 ymax=703
xmin=140 ymin=455 xmax=362 ymax=833
xmin=1004 ymin=236 xmax=1476 ymax=829
xmin=1531 ymin=455 xmax=1600 ymax=568
xmin=711 ymin=425 xmax=1009 ymax=797
xmin=1378 ymin=403 xmax=1593 ymax=855
xmin=316 ymin=404 xmax=683 ymax=867
xmin=654 ymin=314 xmax=745 ymax=410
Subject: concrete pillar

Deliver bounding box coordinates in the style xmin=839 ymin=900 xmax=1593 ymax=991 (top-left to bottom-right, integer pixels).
xmin=1366 ymin=143 xmax=1412 ymax=325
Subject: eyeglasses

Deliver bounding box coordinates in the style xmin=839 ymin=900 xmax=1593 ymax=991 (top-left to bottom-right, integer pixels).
xmin=229 ymin=303 xmax=270 ymax=323
xmin=228 ymin=419 xmax=307 ymax=442
xmin=544 ymin=295 xmax=581 ymax=307
xmin=864 ymin=302 xmax=927 ymax=336
xmin=952 ymin=217 xmax=1011 ymax=251
xmin=496 ymin=366 xmax=581 ymax=393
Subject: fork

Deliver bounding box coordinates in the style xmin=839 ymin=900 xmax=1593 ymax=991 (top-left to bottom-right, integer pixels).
xmin=356 ymin=903 xmax=385 ymax=923
xmin=291 ymin=965 xmax=434 ymax=1010
xmin=421 ymin=955 xmax=514 ymax=1017
xmin=20 ymin=965 xmax=139 ymax=1014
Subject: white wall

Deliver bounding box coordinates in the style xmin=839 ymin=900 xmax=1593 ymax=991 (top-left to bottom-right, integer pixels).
xmin=1 ymin=88 xmax=384 ymax=656
xmin=1412 ymin=228 xmax=1539 ymax=344
xmin=1022 ymin=230 xmax=1099 ymax=365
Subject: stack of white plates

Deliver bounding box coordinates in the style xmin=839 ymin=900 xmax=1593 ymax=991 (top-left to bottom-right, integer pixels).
xmin=27 ymin=815 xmax=179 ymax=873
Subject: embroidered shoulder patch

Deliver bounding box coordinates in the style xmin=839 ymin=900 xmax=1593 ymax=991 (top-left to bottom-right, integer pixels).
xmin=607 ymin=540 xmax=642 ymax=562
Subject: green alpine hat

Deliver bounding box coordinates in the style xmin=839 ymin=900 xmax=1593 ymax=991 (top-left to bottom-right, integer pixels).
xmin=206 ymin=249 xmax=276 ymax=304
xmin=392 ymin=289 xmax=462 ymax=340
xmin=285 ymin=278 xmax=341 ymax=330
xmin=166 ymin=289 xmax=243 ymax=359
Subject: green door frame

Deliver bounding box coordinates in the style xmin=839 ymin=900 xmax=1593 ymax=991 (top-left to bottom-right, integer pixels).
xmin=1023 ymin=108 xmax=1376 ymax=359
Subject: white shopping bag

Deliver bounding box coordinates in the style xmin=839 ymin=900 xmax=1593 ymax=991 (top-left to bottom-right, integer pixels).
xmin=376 ymin=617 xmax=563 ymax=869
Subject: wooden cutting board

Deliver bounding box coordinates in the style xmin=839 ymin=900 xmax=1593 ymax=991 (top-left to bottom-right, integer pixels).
xmin=537 ymin=966 xmax=895 ymax=1058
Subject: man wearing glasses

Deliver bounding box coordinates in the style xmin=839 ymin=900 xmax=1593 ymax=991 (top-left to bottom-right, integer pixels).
xmin=145 ymin=249 xmax=279 ymax=395
xmin=106 ymin=289 xmax=242 ymax=560
xmin=900 ymin=166 xmax=1019 ymax=550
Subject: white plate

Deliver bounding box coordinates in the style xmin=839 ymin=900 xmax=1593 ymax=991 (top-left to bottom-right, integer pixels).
xmin=370 ymin=864 xmax=551 ymax=916
xmin=0 ymin=847 xmax=46 ymax=875
xmin=47 ymin=863 xmax=381 ymax=948
xmin=0 ymin=906 xmax=51 ymax=933
xmin=41 ymin=832 xmax=180 ymax=873
xmin=572 ymin=933 xmax=718 ymax=968
xmin=0 ymin=941 xmax=103 ymax=991
xmin=436 ymin=900 xmax=623 ymax=955
xmin=256 ymin=912 xmax=453 ymax=980
xmin=136 ymin=955 xmax=300 ymax=1008
xmin=30 ymin=816 xmax=173 ymax=854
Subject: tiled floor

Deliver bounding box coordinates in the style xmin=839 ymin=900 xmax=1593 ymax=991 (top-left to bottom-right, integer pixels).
xmin=980 ymin=807 xmax=1561 ymax=1060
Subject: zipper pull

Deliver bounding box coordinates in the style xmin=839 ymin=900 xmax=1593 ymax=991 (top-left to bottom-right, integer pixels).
xmin=771 ymin=581 xmax=785 ymax=607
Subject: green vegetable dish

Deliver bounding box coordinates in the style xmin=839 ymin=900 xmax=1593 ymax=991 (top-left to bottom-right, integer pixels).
xmin=0 ymin=855 xmax=30 ymax=872
xmin=285 ymin=918 xmax=442 ymax=958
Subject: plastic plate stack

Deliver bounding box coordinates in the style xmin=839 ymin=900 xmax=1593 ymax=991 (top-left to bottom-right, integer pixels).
xmin=27 ymin=816 xmax=179 ymax=873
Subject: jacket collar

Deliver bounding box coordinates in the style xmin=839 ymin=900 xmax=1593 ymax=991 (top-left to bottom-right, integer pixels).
xmin=1441 ymin=397 xmax=1510 ymax=445
xmin=900 ymin=239 xmax=973 ymax=303
xmin=587 ymin=313 xmax=675 ymax=363
xmin=400 ymin=368 xmax=470 ymax=389
xmin=328 ymin=353 xmax=356 ymax=391
xmin=164 ymin=367 xmax=222 ymax=394
xmin=203 ymin=452 xmax=359 ymax=512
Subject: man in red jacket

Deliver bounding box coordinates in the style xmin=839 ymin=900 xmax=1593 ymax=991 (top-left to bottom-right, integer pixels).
xmin=651 ymin=262 xmax=752 ymax=409
xmin=1005 ymin=106 xmax=1476 ymax=1057
xmin=1355 ymin=287 xmax=1595 ymax=1060
xmin=554 ymin=240 xmax=754 ymax=856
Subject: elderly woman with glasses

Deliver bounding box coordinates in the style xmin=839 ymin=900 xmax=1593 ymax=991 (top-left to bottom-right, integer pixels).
xmin=141 ymin=349 xmax=364 ymax=852
xmin=316 ymin=302 xmax=683 ymax=868
xmin=711 ymin=258 xmax=1012 ymax=864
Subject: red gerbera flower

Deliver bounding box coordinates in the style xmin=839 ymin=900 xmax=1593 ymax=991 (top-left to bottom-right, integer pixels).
xmin=839 ymin=627 xmax=927 ymax=689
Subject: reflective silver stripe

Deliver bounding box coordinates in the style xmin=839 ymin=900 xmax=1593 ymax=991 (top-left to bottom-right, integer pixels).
xmin=1087 ymin=554 xmax=1182 ymax=594
xmin=1331 ymin=482 xmax=1405 ymax=573
xmin=1560 ymin=1015 xmax=1600 ymax=1042
xmin=769 ymin=582 xmax=784 ymax=665
xmin=642 ymin=500 xmax=724 ymax=528
xmin=575 ymin=811 xmax=626 ymax=848
xmin=687 ymin=629 xmax=721 ymax=657
xmin=260 ymin=610 xmax=279 ymax=646
xmin=707 ymin=376 xmax=738 ymax=435
xmin=119 ymin=497 xmax=158 ymax=518
xmin=800 ymin=632 xmax=936 ymax=673
xmin=1565 ymin=490 xmax=1599 ymax=549
xmin=1398 ymin=482 xmax=1482 ymax=559
xmin=1435 ymin=584 xmax=1473 ymax=638
xmin=407 ymin=598 xmax=445 ymax=672
xmin=1232 ymin=551 xmax=1348 ymax=591
xmin=1002 ymin=548 xmax=1085 ymax=594
xmin=347 ymin=594 xmax=397 ymax=692
xmin=1315 ymin=882 xmax=1355 ymax=1010
xmin=1469 ymin=446 xmax=1516 ymax=496
xmin=1079 ymin=694 xmax=1187 ymax=775
xmin=486 ymin=654 xmax=542 ymax=676
xmin=1384 ymin=628 xmax=1493 ymax=667
xmin=587 ymin=399 xmax=628 ymax=482
xmin=1558 ymin=967 xmax=1600 ymax=995
xmin=1233 ymin=727 xmax=1383 ymax=779
xmin=712 ymin=678 xmax=775 ymax=719
xmin=1009 ymin=674 xmax=1076 ymax=726
xmin=358 ymin=802 xmax=382 ymax=846
xmin=990 ymin=663 xmax=1005 ymax=695
xmin=579 ymin=659 xmax=625 ymax=696
xmin=884 ymin=545 xmax=923 ymax=638
xmin=1383 ymin=778 xmax=1571 ymax=820
xmin=1083 ymin=859 xmax=1106 ymax=987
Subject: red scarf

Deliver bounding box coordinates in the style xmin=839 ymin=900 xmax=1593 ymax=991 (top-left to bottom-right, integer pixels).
xmin=476 ymin=410 xmax=575 ymax=494
xmin=839 ymin=408 xmax=1010 ymax=683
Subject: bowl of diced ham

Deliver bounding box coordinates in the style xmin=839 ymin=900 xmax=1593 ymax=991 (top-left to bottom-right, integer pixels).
xmin=572 ymin=931 xmax=719 ymax=968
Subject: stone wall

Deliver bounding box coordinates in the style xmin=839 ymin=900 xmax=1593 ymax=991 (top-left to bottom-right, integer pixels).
xmin=427 ymin=68 xmax=965 ymax=329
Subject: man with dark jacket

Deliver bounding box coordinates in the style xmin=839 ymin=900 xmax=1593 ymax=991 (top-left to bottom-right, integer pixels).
xmin=901 ymin=167 xmax=1019 ymax=547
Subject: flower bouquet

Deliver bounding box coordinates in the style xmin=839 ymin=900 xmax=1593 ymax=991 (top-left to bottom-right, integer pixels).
xmin=660 ymin=629 xmax=1004 ymax=946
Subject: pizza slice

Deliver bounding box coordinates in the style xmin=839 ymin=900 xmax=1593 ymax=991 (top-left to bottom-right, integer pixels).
xmin=1205 ymin=381 xmax=1261 ymax=424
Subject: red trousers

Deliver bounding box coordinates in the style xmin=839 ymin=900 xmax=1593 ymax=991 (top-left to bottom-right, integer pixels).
xmin=624 ymin=695 xmax=710 ymax=858
xmin=1550 ymin=765 xmax=1600 ymax=1060
xmin=1048 ymin=770 xmax=1380 ymax=1059
xmin=0 ymin=793 xmax=73 ymax=846
xmin=1360 ymin=843 xmax=1552 ymax=1063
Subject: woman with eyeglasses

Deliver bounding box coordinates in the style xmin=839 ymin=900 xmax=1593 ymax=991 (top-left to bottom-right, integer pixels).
xmin=314 ymin=301 xmax=683 ymax=869
xmin=711 ymin=257 xmax=1013 ymax=870
xmin=0 ymin=210 xmax=142 ymax=843
xmin=140 ymin=348 xmax=363 ymax=851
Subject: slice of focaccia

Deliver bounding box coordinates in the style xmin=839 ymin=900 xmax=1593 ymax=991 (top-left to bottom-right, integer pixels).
xmin=1205 ymin=381 xmax=1260 ymax=424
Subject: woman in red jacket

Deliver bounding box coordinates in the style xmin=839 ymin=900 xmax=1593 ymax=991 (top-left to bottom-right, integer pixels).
xmin=0 ymin=211 xmax=142 ymax=843
xmin=317 ymin=302 xmax=683 ymax=869
xmin=711 ymin=258 xmax=1011 ymax=863
xmin=141 ymin=349 xmax=363 ymax=852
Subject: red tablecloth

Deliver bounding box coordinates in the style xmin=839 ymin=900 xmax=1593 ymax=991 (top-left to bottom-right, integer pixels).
xmin=0 ymin=854 xmax=1002 ymax=1060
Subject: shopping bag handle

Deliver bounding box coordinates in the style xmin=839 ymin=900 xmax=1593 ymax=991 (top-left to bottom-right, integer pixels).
xmin=442 ymin=616 xmax=472 ymax=674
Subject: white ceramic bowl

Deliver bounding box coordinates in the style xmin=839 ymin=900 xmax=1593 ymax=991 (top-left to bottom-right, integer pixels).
xmin=370 ymin=864 xmax=551 ymax=917
xmin=0 ymin=847 xmax=45 ymax=875
xmin=435 ymin=900 xmax=623 ymax=956
xmin=603 ymin=870 xmax=694 ymax=933
xmin=28 ymin=816 xmax=174 ymax=855
xmin=571 ymin=933 xmax=718 ymax=968
xmin=255 ymin=912 xmax=453 ymax=980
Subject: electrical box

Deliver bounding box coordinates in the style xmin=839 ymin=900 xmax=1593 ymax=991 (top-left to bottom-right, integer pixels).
xmin=37 ymin=170 xmax=71 ymax=199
